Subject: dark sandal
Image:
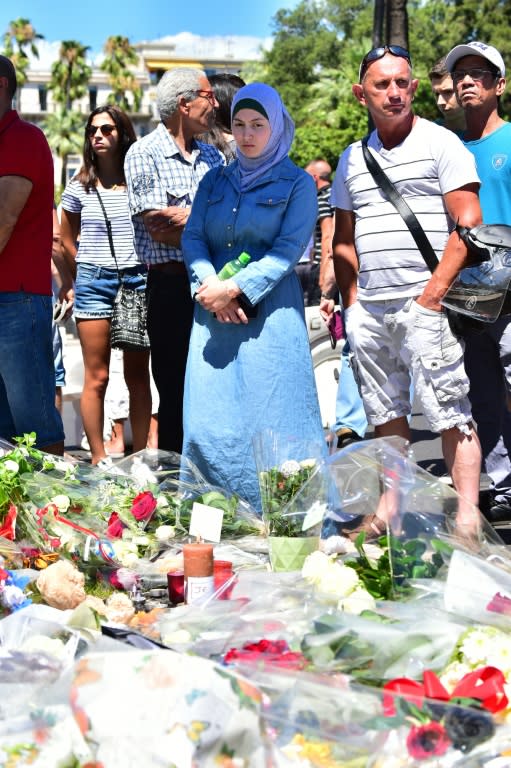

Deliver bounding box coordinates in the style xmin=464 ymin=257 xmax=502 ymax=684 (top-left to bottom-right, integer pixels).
xmin=340 ymin=513 xmax=387 ymax=542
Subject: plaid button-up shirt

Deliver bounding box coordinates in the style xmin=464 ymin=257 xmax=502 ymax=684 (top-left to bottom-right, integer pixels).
xmin=125 ymin=122 xmax=223 ymax=264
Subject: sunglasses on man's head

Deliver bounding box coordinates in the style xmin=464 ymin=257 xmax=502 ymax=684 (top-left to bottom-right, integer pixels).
xmin=86 ymin=123 xmax=116 ymax=137
xmin=359 ymin=45 xmax=412 ymax=82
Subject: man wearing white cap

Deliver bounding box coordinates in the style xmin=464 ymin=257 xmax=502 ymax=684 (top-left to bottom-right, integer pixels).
xmin=446 ymin=41 xmax=511 ymax=529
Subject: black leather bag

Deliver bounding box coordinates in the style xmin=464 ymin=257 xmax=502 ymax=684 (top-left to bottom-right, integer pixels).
xmin=95 ymin=188 xmax=150 ymax=351
xmin=111 ymin=283 xmax=150 ymax=351
xmin=441 ymin=223 xmax=511 ymax=324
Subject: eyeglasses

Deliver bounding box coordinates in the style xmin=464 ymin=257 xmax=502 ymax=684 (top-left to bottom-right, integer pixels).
xmin=452 ymin=68 xmax=499 ymax=83
xmin=359 ymin=45 xmax=412 ymax=82
xmin=177 ymin=89 xmax=216 ymax=105
xmin=86 ymin=123 xmax=116 ymax=138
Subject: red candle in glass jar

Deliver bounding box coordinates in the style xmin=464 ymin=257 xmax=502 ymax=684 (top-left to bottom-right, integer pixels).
xmin=214 ymin=559 xmax=235 ymax=599
xmin=167 ymin=571 xmax=185 ymax=605
xmin=183 ymin=542 xmax=214 ymax=605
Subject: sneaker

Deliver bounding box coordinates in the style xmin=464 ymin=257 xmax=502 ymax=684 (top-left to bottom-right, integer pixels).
xmin=336 ymin=428 xmax=363 ymax=450
xmin=339 ymin=513 xmax=388 ymax=542
xmin=484 ymin=502 xmax=511 ymax=528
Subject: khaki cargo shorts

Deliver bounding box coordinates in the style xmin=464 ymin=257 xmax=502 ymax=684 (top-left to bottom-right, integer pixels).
xmin=344 ymin=297 xmax=473 ymax=433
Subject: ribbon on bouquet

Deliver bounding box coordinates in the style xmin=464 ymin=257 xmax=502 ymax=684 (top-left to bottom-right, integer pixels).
xmin=36 ymin=503 xmax=100 ymax=541
xmin=36 ymin=504 xmax=118 ymax=565
xmin=383 ymin=666 xmax=508 ymax=715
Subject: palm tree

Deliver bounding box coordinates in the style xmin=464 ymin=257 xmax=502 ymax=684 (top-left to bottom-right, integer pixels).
xmin=42 ymin=109 xmax=85 ymax=191
xmin=47 ymin=41 xmax=91 ymax=188
xmin=101 ymin=35 xmax=141 ymax=112
xmin=2 ymin=17 xmax=44 ymax=103
xmin=50 ymin=40 xmax=91 ymax=111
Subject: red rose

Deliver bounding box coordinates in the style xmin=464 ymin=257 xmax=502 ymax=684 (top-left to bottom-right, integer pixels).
xmin=109 ymin=570 xmax=123 ymax=589
xmin=0 ymin=503 xmax=17 ymax=540
xmin=106 ymin=512 xmax=124 ymax=538
xmin=130 ymin=491 xmax=157 ymax=522
xmin=407 ymin=722 xmax=451 ymax=760
xmin=224 ymin=638 xmax=308 ymax=670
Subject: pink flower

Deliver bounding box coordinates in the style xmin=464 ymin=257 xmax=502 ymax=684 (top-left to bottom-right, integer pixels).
xmin=106 ymin=512 xmax=125 ymax=538
xmin=487 ymin=592 xmax=511 ymax=615
xmin=406 ymin=722 xmax=451 ymax=760
xmin=130 ymin=491 xmax=157 ymax=522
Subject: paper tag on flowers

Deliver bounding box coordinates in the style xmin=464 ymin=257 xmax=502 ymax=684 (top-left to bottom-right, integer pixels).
xmin=190 ymin=503 xmax=223 ymax=542
xmin=301 ymin=501 xmax=326 ymax=532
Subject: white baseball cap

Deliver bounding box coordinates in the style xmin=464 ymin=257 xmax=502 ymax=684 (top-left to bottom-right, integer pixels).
xmin=445 ymin=41 xmax=506 ymax=77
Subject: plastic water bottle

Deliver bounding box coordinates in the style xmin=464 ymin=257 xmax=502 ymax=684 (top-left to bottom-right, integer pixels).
xmin=217 ymin=251 xmax=251 ymax=280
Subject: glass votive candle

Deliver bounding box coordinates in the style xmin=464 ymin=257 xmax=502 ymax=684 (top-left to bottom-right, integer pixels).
xmin=167 ymin=570 xmax=185 ymax=605
xmin=213 ymin=560 xmax=235 ymax=600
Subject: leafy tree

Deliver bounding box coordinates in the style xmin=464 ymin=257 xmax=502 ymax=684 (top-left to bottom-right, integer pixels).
xmin=100 ymin=35 xmax=142 ymax=112
xmin=42 ymin=109 xmax=84 ymax=193
xmin=47 ymin=40 xmax=91 ymax=187
xmin=49 ymin=40 xmax=91 ymax=110
xmin=2 ymin=17 xmax=43 ymax=103
xmin=264 ymin=0 xmax=343 ymax=119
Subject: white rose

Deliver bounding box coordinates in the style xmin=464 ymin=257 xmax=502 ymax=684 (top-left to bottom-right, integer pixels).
xmin=156 ymin=495 xmax=169 ymax=509
xmin=279 ymin=460 xmax=301 ymax=477
xmin=51 ymin=494 xmax=71 ymax=512
xmin=317 ymin=562 xmax=359 ymax=598
xmin=3 ymin=460 xmax=19 ymax=473
xmin=339 ymin=586 xmax=376 ymax=614
xmin=155 ymin=524 xmax=175 ymax=543
xmin=302 ymin=551 xmax=333 ymax=584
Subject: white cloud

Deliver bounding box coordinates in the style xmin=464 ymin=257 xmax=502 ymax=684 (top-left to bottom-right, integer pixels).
xmin=143 ymin=31 xmax=272 ymax=60
xmin=25 ymin=32 xmax=272 ymax=71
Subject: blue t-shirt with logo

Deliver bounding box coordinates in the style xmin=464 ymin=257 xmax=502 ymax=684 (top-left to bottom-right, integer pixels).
xmin=464 ymin=121 xmax=511 ymax=223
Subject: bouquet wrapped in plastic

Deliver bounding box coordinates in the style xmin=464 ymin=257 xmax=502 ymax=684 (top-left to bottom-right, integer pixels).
xmin=254 ymin=665 xmax=511 ymax=767
xmin=252 ymin=429 xmax=331 ymax=571
xmin=319 ymin=437 xmax=505 ymax=594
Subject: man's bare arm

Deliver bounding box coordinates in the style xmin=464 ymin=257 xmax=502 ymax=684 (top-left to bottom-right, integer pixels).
xmin=332 ymin=208 xmax=359 ymax=309
xmin=318 ymin=214 xmax=335 ymax=294
xmin=417 ymin=184 xmax=482 ymax=311
xmin=0 ymin=176 xmax=32 ymax=253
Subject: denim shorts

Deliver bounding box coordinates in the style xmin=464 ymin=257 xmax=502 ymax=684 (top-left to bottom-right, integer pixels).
xmin=74 ymin=263 xmax=148 ymax=319
xmin=345 ymin=298 xmax=473 ymax=433
xmin=0 ymin=292 xmax=64 ymax=447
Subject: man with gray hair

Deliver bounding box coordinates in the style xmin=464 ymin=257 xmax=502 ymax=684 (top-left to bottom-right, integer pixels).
xmin=125 ymin=67 xmax=223 ymax=452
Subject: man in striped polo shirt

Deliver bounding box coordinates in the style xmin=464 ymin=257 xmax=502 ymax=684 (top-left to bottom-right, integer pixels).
xmin=330 ymin=45 xmax=483 ymax=538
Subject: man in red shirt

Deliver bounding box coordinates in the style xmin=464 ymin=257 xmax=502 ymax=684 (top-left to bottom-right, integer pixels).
xmin=0 ymin=56 xmax=64 ymax=453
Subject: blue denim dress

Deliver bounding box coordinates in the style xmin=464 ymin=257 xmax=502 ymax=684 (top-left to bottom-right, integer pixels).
xmin=181 ymin=158 xmax=324 ymax=513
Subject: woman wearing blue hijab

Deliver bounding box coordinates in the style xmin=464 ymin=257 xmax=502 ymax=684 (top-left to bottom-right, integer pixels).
xmin=182 ymin=83 xmax=324 ymax=513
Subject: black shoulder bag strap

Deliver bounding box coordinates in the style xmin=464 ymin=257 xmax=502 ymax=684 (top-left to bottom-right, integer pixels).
xmin=94 ymin=187 xmax=121 ymax=277
xmin=361 ymin=136 xmax=439 ymax=274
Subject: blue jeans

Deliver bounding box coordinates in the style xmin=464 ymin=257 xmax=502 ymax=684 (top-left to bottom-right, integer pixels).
xmin=333 ymin=339 xmax=368 ymax=437
xmin=74 ymin=263 xmax=148 ymax=319
xmin=0 ymin=292 xmax=64 ymax=448
xmin=464 ymin=317 xmax=511 ymax=505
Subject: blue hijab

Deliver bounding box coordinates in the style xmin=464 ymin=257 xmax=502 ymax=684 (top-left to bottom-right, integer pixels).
xmin=231 ymin=82 xmax=295 ymax=191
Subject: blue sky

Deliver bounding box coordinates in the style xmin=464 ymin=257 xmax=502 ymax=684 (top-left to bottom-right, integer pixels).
xmin=0 ymin=0 xmax=288 ymax=55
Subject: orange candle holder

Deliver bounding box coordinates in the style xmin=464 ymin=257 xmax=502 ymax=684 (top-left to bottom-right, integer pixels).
xmin=183 ymin=542 xmax=214 ymax=605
